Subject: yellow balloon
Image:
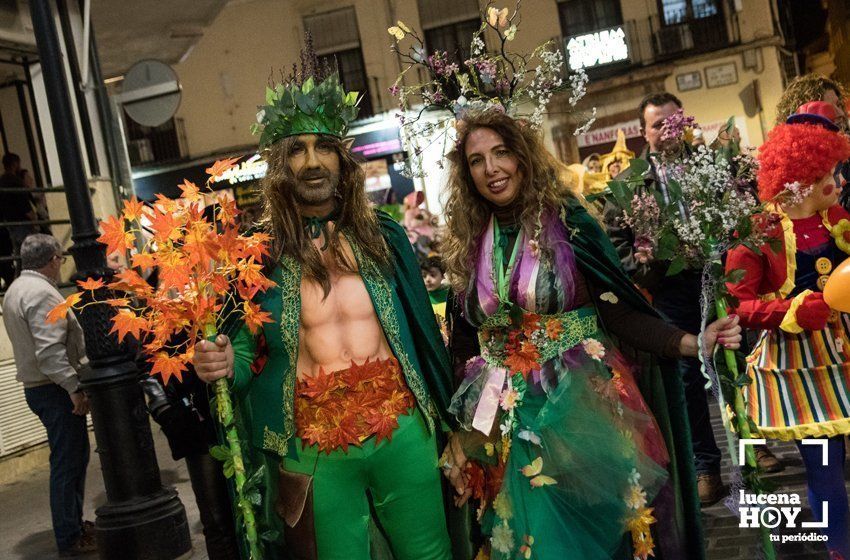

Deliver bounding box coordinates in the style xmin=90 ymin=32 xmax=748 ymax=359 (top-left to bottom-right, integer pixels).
xmin=824 ymin=257 xmax=850 ymax=313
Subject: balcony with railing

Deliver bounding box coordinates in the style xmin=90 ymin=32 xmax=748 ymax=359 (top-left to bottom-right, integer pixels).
xmin=562 ymin=8 xmax=740 ymax=75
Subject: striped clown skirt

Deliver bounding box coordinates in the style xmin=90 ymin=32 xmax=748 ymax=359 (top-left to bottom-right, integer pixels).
xmin=744 ymin=313 xmax=850 ymax=440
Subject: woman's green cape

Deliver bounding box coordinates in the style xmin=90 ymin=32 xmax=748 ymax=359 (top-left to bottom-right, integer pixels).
xmin=562 ymin=197 xmax=705 ymax=560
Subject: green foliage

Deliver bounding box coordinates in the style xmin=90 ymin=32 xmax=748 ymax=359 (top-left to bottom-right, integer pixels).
xmin=666 ymin=255 xmax=687 ymax=276
xmin=210 ymin=444 xmax=230 ymax=461
xmin=607 ymin=180 xmax=632 ymax=213
xmin=255 ymin=72 xmax=361 ymax=148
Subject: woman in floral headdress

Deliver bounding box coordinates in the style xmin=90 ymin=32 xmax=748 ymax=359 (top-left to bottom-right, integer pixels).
xmin=439 ymin=107 xmax=741 ymax=560
xmin=725 ymin=101 xmax=850 ymax=560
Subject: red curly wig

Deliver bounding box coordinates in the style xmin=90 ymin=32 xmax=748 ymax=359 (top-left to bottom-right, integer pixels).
xmin=758 ymin=122 xmax=850 ymax=200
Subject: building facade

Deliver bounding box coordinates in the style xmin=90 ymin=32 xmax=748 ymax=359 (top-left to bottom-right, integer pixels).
xmin=158 ymin=0 xmax=799 ymax=181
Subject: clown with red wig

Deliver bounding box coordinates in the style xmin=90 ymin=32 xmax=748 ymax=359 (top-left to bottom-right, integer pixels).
xmin=726 ymin=101 xmax=850 ymax=560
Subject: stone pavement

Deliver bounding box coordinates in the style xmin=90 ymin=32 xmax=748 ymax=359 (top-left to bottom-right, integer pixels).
xmin=0 ymin=426 xmax=209 ymax=560
xmin=0 ymin=401 xmax=846 ymax=559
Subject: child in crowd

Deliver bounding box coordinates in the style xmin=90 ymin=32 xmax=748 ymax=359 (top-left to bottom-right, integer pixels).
xmin=421 ymin=255 xmax=449 ymax=343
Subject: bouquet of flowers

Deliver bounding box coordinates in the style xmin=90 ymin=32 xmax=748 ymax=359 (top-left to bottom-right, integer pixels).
xmin=607 ymin=113 xmax=778 ymax=557
xmin=609 ymin=112 xmax=764 ymax=276
xmin=48 ymin=158 xmax=274 ymax=559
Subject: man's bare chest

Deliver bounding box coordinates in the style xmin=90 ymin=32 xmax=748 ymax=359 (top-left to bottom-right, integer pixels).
xmin=299 ymin=272 xmax=378 ymax=329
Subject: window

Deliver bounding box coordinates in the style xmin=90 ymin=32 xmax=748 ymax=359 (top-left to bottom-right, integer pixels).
xmin=318 ymin=49 xmax=373 ymax=117
xmin=558 ymin=0 xmax=622 ymax=38
xmin=659 ymin=0 xmax=720 ymax=25
xmin=424 ymin=18 xmax=482 ymax=64
xmin=418 ymin=0 xmax=481 ymax=63
xmin=124 ymin=117 xmax=184 ymax=166
xmin=304 ymin=8 xmax=372 ymax=117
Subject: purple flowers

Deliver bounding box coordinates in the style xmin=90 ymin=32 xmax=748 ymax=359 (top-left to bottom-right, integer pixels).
xmin=634 ymin=237 xmax=654 ymax=264
xmin=427 ymin=51 xmax=457 ymax=78
xmin=660 ymin=109 xmax=698 ymax=143
xmin=471 ymin=58 xmax=498 ymax=83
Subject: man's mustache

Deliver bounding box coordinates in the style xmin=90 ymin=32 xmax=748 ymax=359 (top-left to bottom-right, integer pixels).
xmin=298 ymin=171 xmax=329 ymax=181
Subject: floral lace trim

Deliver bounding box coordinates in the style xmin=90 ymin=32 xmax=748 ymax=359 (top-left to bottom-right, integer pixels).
xmin=263 ymin=255 xmax=301 ymax=455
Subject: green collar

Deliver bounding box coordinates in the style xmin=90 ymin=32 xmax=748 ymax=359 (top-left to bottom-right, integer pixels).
xmin=302 ymin=210 xmax=338 ymax=249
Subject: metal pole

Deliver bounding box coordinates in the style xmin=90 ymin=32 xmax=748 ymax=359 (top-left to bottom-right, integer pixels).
xmin=27 ymin=2 xmax=191 ymax=559
xmin=56 ymin=0 xmax=99 ymax=176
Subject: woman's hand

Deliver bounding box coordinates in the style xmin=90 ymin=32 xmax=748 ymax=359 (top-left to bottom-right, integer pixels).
xmin=441 ymin=433 xmax=472 ymax=507
xmin=193 ymin=334 xmax=234 ymax=383
xmin=701 ymin=315 xmax=742 ymax=357
xmin=678 ymin=315 xmax=742 ymax=357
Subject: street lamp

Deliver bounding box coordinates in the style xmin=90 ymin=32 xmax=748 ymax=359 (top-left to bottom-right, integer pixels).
xmin=28 ymin=1 xmax=191 ymax=558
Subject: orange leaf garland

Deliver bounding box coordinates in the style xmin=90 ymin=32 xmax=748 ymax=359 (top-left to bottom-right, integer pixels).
xmin=46 ymin=292 xmax=82 ymax=323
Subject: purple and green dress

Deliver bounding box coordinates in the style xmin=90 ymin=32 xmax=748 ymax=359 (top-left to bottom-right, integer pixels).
xmin=449 ymin=203 xmax=705 ymax=560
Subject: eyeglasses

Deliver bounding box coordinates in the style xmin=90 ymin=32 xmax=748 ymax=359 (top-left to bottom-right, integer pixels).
xmin=53 ymin=255 xmax=67 ymax=264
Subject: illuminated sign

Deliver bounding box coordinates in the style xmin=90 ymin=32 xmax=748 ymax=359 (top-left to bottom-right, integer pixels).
xmin=566 ymin=26 xmax=628 ymax=71
xmin=353 ymin=138 xmax=402 ymax=158
xmin=211 ymin=154 xmax=268 ymax=185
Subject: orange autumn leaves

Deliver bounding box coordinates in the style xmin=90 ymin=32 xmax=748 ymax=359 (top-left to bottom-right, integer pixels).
xmin=48 ymin=158 xmax=274 ymax=384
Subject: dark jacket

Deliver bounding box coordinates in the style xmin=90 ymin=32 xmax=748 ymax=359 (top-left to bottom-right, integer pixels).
xmin=601 ymin=147 xmax=703 ymax=333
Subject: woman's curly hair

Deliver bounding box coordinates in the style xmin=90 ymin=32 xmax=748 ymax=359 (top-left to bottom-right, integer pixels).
xmin=774 ymin=74 xmax=846 ymax=126
xmin=757 ymin=122 xmax=850 ymax=200
xmin=441 ymin=110 xmax=579 ymax=292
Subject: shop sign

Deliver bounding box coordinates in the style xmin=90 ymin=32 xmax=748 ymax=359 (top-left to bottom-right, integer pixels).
xmin=566 ymin=26 xmax=629 ymax=71
xmin=351 ymin=126 xmax=403 ymax=158
xmin=576 ymin=119 xmax=641 ymax=148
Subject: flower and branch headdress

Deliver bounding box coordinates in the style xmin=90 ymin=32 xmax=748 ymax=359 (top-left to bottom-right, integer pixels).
xmin=251 ymin=33 xmax=361 ymax=148
xmin=387 ymin=1 xmax=593 ymax=174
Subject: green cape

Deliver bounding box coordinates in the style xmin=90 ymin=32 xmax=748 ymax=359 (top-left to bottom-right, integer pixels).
xmin=219 ymin=211 xmax=458 ymax=559
xmin=562 ymin=197 xmax=705 ymax=559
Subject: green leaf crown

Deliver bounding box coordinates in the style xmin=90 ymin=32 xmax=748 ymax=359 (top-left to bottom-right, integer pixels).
xmin=251 ymin=34 xmax=361 ymax=148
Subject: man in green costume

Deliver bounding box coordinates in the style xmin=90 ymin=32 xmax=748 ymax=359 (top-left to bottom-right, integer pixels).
xmin=193 ymin=46 xmax=456 ymax=560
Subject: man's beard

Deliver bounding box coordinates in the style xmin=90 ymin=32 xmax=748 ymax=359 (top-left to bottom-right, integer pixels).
xmin=292 ymin=170 xmax=340 ymax=207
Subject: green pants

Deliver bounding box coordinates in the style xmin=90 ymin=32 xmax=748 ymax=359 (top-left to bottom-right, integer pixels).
xmin=283 ymin=410 xmax=452 ymax=560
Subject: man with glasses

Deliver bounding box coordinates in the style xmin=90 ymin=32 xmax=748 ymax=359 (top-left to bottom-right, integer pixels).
xmin=2 ymin=234 xmax=95 ymax=557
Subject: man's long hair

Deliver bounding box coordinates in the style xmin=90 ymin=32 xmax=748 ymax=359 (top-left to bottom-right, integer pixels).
xmin=259 ymin=135 xmax=389 ymax=295
xmin=442 ymin=110 xmax=578 ymax=292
